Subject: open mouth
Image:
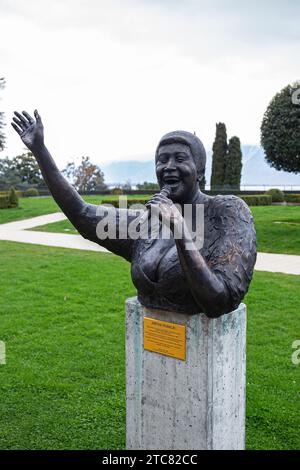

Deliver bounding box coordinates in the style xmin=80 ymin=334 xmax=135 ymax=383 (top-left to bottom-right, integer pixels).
xmin=163 ymin=176 xmax=180 ymax=186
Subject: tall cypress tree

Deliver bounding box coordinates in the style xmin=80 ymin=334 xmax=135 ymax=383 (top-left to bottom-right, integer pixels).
xmin=224 ymin=136 xmax=242 ymax=190
xmin=210 ymin=123 xmax=227 ymax=190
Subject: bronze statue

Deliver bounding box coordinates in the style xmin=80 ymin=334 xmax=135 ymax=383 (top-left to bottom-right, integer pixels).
xmin=12 ymin=110 xmax=256 ymax=318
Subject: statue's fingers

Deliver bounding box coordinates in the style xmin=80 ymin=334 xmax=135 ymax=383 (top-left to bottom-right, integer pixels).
xmin=146 ymin=202 xmax=160 ymax=213
xmin=22 ymin=111 xmax=34 ymax=124
xmin=14 ymin=111 xmax=29 ymax=127
xmin=150 ymin=193 xmax=164 ymax=200
xmin=34 ymin=109 xmax=42 ymax=123
xmin=11 ymin=122 xmax=22 ymax=135
xmin=145 ymin=202 xmax=154 ymax=211
xmin=145 ymin=199 xmax=159 ymax=207
xmin=13 ymin=116 xmax=26 ymax=130
xmin=151 ymin=195 xmax=166 ymax=203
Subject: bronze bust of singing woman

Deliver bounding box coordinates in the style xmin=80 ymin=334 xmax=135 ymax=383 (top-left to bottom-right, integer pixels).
xmin=12 ymin=110 xmax=256 ymax=318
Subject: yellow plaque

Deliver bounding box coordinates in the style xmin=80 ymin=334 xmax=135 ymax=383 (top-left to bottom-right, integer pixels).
xmin=143 ymin=317 xmax=186 ymax=361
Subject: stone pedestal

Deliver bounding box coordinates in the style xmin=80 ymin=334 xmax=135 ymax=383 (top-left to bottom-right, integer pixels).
xmin=125 ymin=297 xmax=246 ymax=450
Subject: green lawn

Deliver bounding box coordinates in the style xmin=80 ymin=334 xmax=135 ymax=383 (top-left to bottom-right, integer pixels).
xmin=251 ymin=205 xmax=300 ymax=255
xmin=0 ymin=241 xmax=134 ymax=450
xmin=0 ymin=196 xmax=61 ymax=224
xmin=0 ymin=195 xmax=148 ymax=226
xmin=0 ymin=196 xmax=104 ymax=225
xmin=0 ymin=240 xmax=299 ymax=449
xmin=30 ymin=219 xmax=79 ymax=235
xmin=26 ymin=201 xmax=300 ymax=255
xmin=2 ymin=197 xmax=300 ymax=255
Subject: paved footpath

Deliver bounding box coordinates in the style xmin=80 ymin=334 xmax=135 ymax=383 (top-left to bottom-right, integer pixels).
xmin=0 ymin=213 xmax=108 ymax=253
xmin=0 ymin=213 xmax=299 ymax=275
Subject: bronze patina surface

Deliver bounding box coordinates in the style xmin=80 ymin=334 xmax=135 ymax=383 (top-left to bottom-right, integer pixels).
xmin=12 ymin=112 xmax=256 ymax=317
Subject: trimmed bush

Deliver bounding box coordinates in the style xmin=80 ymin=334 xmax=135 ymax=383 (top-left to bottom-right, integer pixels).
xmin=24 ymin=187 xmax=39 ymax=197
xmin=0 ymin=190 xmax=22 ymax=198
xmin=102 ymin=198 xmax=148 ymax=208
xmin=111 ymin=187 xmax=123 ymax=195
xmin=8 ymin=187 xmax=19 ymax=208
xmin=266 ymin=188 xmax=285 ymax=203
xmin=0 ymin=189 xmax=19 ymax=209
xmin=240 ymin=195 xmax=272 ymax=206
xmin=103 ymin=195 xmax=272 ymax=208
xmin=0 ymin=195 xmax=9 ymax=209
xmin=285 ymin=194 xmax=300 ymax=203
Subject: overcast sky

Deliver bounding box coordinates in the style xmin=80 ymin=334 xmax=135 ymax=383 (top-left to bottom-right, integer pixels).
xmin=1 ymin=0 xmax=299 ymax=168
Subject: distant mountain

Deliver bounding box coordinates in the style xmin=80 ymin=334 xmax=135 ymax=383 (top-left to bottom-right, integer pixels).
xmin=102 ymin=145 xmax=300 ymax=188
xmin=240 ymin=146 xmax=299 ymax=187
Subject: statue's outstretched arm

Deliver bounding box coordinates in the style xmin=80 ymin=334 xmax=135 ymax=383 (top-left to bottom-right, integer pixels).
xmin=11 ymin=110 xmax=135 ymax=261
xmin=11 ymin=110 xmax=89 ymax=229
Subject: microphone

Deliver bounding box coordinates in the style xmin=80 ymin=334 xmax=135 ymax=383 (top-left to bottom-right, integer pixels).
xmin=160 ymin=185 xmax=171 ymax=198
xmin=138 ymin=185 xmax=171 ymax=226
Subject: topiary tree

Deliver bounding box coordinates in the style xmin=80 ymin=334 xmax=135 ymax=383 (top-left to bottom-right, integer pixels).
xmin=223 ymin=136 xmax=242 ymax=190
xmin=8 ymin=187 xmax=19 ymax=207
xmin=261 ymin=82 xmax=300 ymax=173
xmin=24 ymin=187 xmax=39 ymax=197
xmin=111 ymin=187 xmax=123 ymax=195
xmin=210 ymin=123 xmax=227 ymax=190
xmin=266 ymin=188 xmax=285 ymax=203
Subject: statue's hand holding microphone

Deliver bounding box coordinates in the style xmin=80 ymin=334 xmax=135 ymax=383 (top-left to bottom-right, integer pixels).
xmin=139 ymin=186 xmax=184 ymax=232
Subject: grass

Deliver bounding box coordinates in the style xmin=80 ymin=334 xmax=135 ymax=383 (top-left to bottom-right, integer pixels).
xmin=2 ymin=197 xmax=300 ymax=255
xmin=0 ymin=240 xmax=299 ymax=449
xmin=30 ymin=219 xmax=79 ymax=235
xmin=245 ymin=271 xmax=300 ymax=450
xmin=0 ymin=241 xmax=135 ymax=450
xmin=0 ymin=195 xmax=148 ymax=226
xmin=251 ymin=205 xmax=300 ymax=255
xmin=0 ymin=196 xmax=61 ymax=224
xmin=24 ymin=201 xmax=300 ymax=256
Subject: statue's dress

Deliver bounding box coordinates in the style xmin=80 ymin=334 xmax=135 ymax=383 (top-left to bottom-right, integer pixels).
xmin=77 ymin=194 xmax=256 ymax=315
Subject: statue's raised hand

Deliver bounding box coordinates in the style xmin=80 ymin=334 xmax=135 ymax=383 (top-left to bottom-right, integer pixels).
xmin=11 ymin=110 xmax=44 ymax=151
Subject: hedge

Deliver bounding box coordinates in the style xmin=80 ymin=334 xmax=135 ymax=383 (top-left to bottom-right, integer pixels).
xmin=102 ymin=195 xmax=273 ymax=208
xmin=102 ymin=198 xmax=148 ymax=208
xmin=0 ymin=193 xmax=275 ymax=209
xmin=0 ymin=190 xmax=23 ymax=198
xmin=285 ymin=194 xmax=300 ymax=203
xmin=240 ymin=195 xmax=272 ymax=206
xmin=0 ymin=195 xmax=10 ymax=209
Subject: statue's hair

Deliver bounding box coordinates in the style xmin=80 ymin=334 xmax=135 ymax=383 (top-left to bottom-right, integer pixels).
xmin=155 ymin=130 xmax=206 ymax=179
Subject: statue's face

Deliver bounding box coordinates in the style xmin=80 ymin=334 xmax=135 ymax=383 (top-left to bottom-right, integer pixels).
xmin=156 ymin=142 xmax=198 ymax=202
